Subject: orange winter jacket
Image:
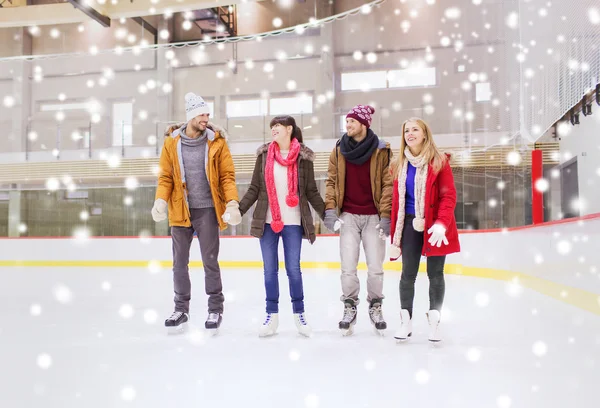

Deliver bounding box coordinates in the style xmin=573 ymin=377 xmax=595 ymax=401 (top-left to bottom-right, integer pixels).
xmin=155 ymin=122 xmax=239 ymax=230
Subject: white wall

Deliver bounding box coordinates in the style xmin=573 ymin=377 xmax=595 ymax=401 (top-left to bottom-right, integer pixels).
xmin=558 ymin=113 xmax=600 ymax=216
xmin=2 ymin=217 xmax=599 ymax=298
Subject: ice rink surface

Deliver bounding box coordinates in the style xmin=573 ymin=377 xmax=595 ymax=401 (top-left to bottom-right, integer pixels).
xmin=1 ymin=266 xmax=599 ymax=408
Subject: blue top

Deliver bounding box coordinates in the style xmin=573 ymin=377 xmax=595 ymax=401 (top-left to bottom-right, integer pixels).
xmin=405 ymin=163 xmax=416 ymax=215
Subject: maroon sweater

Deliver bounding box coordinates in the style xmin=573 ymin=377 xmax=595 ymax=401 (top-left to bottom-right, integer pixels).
xmin=342 ymin=159 xmax=378 ymax=215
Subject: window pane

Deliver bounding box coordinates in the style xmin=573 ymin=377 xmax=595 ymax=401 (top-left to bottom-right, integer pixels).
xmin=476 ymin=82 xmax=492 ymax=101
xmin=387 ymin=67 xmax=436 ymax=88
xmin=226 ymin=99 xmax=268 ymax=118
xmin=206 ymin=101 xmax=215 ymax=117
xmin=112 ymin=102 xmax=133 ymax=146
xmin=341 ymin=71 xmax=387 ymax=91
xmin=269 ymin=96 xmax=313 ymax=115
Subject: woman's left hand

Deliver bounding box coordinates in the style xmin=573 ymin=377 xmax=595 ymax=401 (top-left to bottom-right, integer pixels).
xmin=427 ymin=223 xmax=449 ymax=247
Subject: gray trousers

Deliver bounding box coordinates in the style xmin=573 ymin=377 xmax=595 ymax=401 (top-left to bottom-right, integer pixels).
xmin=339 ymin=212 xmax=386 ymax=305
xmin=171 ymin=207 xmax=224 ymax=314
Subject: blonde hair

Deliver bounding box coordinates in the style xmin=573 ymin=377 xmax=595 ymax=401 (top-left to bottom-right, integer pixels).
xmin=391 ymin=117 xmax=447 ymax=179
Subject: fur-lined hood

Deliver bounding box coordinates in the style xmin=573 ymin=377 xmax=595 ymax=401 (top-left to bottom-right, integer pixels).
xmin=255 ymin=142 xmax=315 ymax=162
xmin=164 ymin=121 xmax=230 ymax=142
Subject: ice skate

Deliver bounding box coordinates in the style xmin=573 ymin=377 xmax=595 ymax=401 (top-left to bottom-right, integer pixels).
xmin=294 ymin=312 xmax=312 ymax=337
xmin=394 ymin=309 xmax=412 ymax=342
xmin=205 ymin=312 xmax=222 ymax=335
xmin=368 ymin=300 xmax=387 ymax=336
xmin=165 ymin=311 xmax=189 ymax=335
xmin=338 ymin=299 xmax=357 ymax=336
xmin=258 ymin=313 xmax=279 ymax=337
xmin=427 ymin=310 xmax=441 ymax=343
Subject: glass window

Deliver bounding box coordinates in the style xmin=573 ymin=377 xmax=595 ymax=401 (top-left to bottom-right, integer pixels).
xmin=226 ymin=99 xmax=268 ymax=118
xmin=387 ymin=66 xmax=437 ymax=88
xmin=269 ymin=95 xmax=313 ymax=115
xmin=112 ymin=102 xmax=133 ymax=147
xmin=476 ymin=82 xmax=492 ymax=102
xmin=341 ymin=70 xmax=387 ymax=91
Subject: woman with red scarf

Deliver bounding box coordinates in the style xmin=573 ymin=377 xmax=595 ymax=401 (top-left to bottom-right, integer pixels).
xmin=239 ymin=116 xmax=326 ymax=338
xmin=389 ymin=117 xmax=460 ymax=343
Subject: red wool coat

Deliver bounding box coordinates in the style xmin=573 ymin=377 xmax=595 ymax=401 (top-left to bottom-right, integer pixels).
xmin=389 ymin=158 xmax=460 ymax=259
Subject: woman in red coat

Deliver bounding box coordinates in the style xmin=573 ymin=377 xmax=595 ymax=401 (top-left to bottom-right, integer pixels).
xmin=388 ymin=117 xmax=460 ymax=343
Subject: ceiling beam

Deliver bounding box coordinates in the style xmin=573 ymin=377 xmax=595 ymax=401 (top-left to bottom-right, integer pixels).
xmin=0 ymin=0 xmax=264 ymax=28
xmin=132 ymin=17 xmax=157 ymax=44
xmin=66 ymin=0 xmax=110 ymax=28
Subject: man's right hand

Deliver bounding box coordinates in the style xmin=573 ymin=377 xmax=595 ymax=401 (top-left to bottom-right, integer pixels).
xmin=151 ymin=198 xmax=168 ymax=222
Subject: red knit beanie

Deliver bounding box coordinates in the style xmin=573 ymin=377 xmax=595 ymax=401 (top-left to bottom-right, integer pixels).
xmin=346 ymin=105 xmax=375 ymax=128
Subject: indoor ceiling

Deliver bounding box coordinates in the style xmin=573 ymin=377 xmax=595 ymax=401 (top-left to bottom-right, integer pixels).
xmin=0 ymin=0 xmax=264 ymax=28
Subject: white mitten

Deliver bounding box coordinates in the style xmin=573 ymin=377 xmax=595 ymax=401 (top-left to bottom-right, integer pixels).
xmin=222 ymin=201 xmax=242 ymax=225
xmin=151 ymin=198 xmax=167 ymax=222
xmin=427 ymin=223 xmax=449 ymax=248
xmin=389 ymin=244 xmax=401 ymax=259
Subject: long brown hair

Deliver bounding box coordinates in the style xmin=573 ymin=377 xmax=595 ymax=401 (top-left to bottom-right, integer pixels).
xmin=269 ymin=115 xmax=303 ymax=143
xmin=391 ymin=117 xmax=447 ymax=179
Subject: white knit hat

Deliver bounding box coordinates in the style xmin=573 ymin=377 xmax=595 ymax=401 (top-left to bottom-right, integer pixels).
xmin=185 ymin=92 xmax=210 ymax=121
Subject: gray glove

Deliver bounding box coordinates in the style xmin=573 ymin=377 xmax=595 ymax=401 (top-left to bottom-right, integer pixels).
xmin=323 ymin=209 xmax=338 ymax=232
xmin=377 ymin=217 xmax=390 ymax=237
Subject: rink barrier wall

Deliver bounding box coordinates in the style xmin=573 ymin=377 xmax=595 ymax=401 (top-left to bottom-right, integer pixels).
xmin=1 ymin=214 xmax=599 ymax=315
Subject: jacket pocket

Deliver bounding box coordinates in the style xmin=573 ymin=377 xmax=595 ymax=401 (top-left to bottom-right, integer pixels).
xmin=169 ymin=196 xmax=186 ymax=223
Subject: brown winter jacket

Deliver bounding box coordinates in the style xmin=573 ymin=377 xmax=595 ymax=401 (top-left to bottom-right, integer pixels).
xmin=325 ymin=138 xmax=393 ymax=219
xmin=238 ymin=142 xmax=326 ymax=244
xmin=155 ymin=122 xmax=239 ymax=230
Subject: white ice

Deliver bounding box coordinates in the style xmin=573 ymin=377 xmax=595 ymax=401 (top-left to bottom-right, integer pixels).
xmin=1 ymin=267 xmax=599 ymax=407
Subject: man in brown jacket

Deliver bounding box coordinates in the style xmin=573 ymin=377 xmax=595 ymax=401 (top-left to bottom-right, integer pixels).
xmin=324 ymin=105 xmax=393 ymax=335
xmin=151 ymin=92 xmax=241 ymax=334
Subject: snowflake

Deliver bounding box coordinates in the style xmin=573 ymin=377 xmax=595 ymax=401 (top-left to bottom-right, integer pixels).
xmin=37 ymin=353 xmax=52 ymax=370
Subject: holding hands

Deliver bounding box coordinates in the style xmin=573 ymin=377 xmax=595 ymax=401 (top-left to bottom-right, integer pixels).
xmin=222 ymin=201 xmax=242 ymax=225
xmin=323 ymin=209 xmax=343 ymax=232
xmin=376 ymin=217 xmax=390 ymax=240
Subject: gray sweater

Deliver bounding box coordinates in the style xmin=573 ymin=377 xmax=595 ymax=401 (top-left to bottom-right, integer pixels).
xmin=180 ymin=128 xmax=214 ymax=209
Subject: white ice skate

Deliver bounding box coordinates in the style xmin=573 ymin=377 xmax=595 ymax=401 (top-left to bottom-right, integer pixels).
xmin=427 ymin=310 xmax=441 ymax=343
xmin=165 ymin=311 xmax=189 ymax=335
xmin=258 ymin=313 xmax=279 ymax=337
xmin=294 ymin=313 xmax=312 ymax=337
xmin=394 ymin=309 xmax=412 ymax=341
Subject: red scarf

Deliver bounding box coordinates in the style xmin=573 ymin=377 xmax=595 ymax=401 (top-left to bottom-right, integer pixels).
xmin=264 ymin=139 xmax=301 ymax=233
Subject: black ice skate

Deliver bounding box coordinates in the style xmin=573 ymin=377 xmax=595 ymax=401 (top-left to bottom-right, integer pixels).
xmin=368 ymin=299 xmax=387 ymax=334
xmin=339 ymin=299 xmax=357 ymax=336
xmin=165 ymin=311 xmax=189 ymax=335
xmin=205 ymin=312 xmax=222 ymax=332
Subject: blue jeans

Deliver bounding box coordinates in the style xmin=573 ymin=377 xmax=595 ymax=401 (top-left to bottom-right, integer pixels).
xmin=259 ymin=224 xmax=304 ymax=314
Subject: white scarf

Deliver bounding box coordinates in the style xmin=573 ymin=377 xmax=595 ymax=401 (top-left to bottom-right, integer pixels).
xmin=389 ymin=147 xmax=429 ymax=259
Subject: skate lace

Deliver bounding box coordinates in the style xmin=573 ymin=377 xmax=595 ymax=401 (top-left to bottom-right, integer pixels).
xmin=263 ymin=313 xmax=273 ymax=325
xmin=342 ymin=306 xmax=356 ymax=322
xmin=168 ymin=311 xmax=183 ymax=321
xmin=207 ymin=312 xmax=220 ymax=322
xmin=297 ymin=313 xmax=307 ymax=326
xmin=369 ymin=305 xmax=384 ymax=323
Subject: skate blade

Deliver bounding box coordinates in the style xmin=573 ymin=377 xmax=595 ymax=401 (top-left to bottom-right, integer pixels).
xmin=373 ymin=327 xmax=386 ymax=336
xmin=205 ymin=328 xmax=219 ymax=336
xmin=167 ymin=322 xmax=188 ymax=335
xmin=340 ymin=326 xmax=354 ymax=336
xmin=258 ymin=330 xmax=278 ymax=338
xmin=394 ymin=332 xmax=412 ymax=342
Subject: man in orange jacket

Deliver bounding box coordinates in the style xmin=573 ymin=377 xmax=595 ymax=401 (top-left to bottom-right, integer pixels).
xmin=151 ymin=92 xmax=241 ymax=334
